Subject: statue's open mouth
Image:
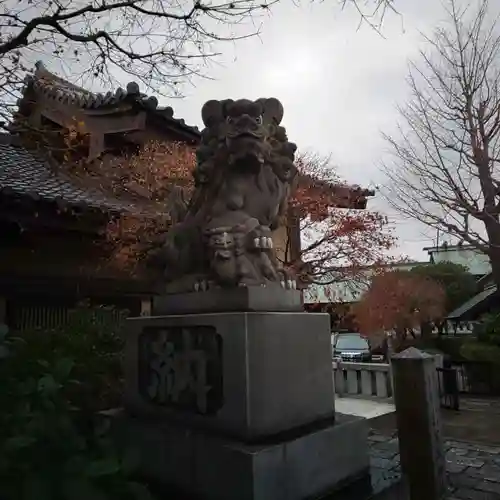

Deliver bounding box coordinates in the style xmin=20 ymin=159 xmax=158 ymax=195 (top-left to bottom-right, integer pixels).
xmin=227 ymin=131 xmax=262 ymax=140
xmin=214 ymin=250 xmax=232 ymax=259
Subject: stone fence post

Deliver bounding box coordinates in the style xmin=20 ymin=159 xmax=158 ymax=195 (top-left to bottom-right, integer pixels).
xmin=386 ymin=332 xmax=396 ymax=360
xmin=391 ymin=347 xmax=447 ymax=500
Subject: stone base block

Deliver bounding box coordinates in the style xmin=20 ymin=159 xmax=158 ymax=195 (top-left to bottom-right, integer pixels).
xmin=109 ymin=410 xmax=371 ymax=500
xmin=124 ymin=311 xmax=334 ymax=441
xmin=153 ymin=286 xmax=303 ymax=315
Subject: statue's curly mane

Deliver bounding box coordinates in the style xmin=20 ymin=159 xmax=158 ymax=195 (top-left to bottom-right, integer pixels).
xmin=190 ymin=109 xmax=298 ymax=228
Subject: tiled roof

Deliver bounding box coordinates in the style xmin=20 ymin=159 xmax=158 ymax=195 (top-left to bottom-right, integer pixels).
xmin=446 ymin=285 xmax=497 ymax=320
xmin=22 ymin=62 xmax=201 ymax=138
xmin=0 ymin=143 xmax=136 ymax=213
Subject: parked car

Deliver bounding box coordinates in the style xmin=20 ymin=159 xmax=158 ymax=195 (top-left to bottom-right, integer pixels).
xmin=332 ymin=333 xmax=372 ymax=362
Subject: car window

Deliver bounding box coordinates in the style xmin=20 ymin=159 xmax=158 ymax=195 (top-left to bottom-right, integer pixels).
xmin=335 ymin=335 xmax=369 ymax=350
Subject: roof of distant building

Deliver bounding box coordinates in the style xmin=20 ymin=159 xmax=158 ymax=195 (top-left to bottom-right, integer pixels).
xmin=423 ymin=242 xmax=476 ymax=252
xmin=423 ymin=243 xmax=491 ymax=276
xmin=18 ymin=61 xmax=201 ymax=141
xmin=0 ymin=141 xmax=139 ymax=214
xmin=446 ymin=285 xmax=497 ymax=320
xmin=296 ymin=173 xmax=375 ymax=210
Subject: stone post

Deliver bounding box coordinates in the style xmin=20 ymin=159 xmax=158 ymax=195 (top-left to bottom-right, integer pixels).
xmin=391 ymin=347 xmax=447 ymax=500
xmin=386 ymin=332 xmax=396 ymax=397
xmin=386 ymin=331 xmax=396 ymax=360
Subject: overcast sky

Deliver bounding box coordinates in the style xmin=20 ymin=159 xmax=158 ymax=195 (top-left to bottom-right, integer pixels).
xmin=163 ymin=0 xmax=456 ymax=262
xmin=42 ymin=0 xmax=463 ymax=261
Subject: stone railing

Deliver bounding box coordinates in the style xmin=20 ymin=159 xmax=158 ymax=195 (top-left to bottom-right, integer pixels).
xmin=333 ymin=360 xmax=393 ymax=400
xmin=431 ymin=320 xmax=478 ymax=336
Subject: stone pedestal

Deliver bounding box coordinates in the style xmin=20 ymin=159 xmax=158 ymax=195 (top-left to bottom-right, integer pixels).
xmin=118 ymin=300 xmax=371 ymax=499
xmin=109 ymin=410 xmax=371 ymax=500
xmin=152 ymin=287 xmax=303 ymax=315
xmin=124 ymin=311 xmax=335 ymax=440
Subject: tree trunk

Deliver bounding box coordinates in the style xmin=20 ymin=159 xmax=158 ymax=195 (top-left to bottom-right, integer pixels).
xmin=420 ymin=321 xmax=433 ymax=339
xmin=484 ymin=220 xmax=500 ymax=292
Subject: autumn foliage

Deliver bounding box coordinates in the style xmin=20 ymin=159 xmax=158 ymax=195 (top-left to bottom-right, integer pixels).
xmin=353 ymin=270 xmax=446 ymax=342
xmin=97 ymin=145 xmax=394 ymax=281
xmin=287 ymin=153 xmax=395 ymax=286
xmin=100 ymin=140 xmax=196 ymax=273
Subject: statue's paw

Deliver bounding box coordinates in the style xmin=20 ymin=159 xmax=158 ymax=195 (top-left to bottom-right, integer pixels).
xmin=193 ymin=279 xmax=210 ymax=292
xmin=252 ymin=236 xmax=273 ymax=250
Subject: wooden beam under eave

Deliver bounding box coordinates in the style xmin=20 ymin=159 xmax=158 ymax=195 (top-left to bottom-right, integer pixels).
xmin=88 ymin=133 xmax=105 ymax=161
xmin=39 ymin=101 xmax=86 ymax=129
xmin=84 ymin=111 xmax=147 ymax=135
xmin=37 ymin=96 xmax=147 ymax=135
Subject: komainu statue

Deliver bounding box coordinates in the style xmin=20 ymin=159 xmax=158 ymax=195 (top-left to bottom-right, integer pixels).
xmin=154 ymin=98 xmax=298 ymax=293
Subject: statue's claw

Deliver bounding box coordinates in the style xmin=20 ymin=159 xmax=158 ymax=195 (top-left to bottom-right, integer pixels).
xmin=253 ymin=236 xmax=273 ymax=249
xmin=277 ymin=269 xmax=297 ymax=290
xmin=279 ymin=279 xmax=297 ymax=290
xmin=194 ymin=279 xmax=209 ymax=292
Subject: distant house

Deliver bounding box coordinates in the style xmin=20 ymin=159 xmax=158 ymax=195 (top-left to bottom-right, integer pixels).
xmin=424 ymin=243 xmax=497 ymax=328
xmin=424 ymin=243 xmax=491 ymax=278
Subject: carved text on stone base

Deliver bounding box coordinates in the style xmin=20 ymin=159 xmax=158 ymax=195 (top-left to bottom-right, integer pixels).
xmin=138 ymin=326 xmax=223 ymax=414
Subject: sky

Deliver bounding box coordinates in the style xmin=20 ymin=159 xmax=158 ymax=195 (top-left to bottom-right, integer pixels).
xmin=165 ymin=0 xmax=452 ymax=262
xmin=33 ymin=0 xmax=464 ymax=261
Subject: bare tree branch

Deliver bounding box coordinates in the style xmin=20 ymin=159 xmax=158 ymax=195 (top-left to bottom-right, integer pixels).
xmin=0 ymin=0 xmax=279 ymax=128
xmin=383 ymin=0 xmax=500 ymax=285
xmin=0 ymin=0 xmax=398 ymax=129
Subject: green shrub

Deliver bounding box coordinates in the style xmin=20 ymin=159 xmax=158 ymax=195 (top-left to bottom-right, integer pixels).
xmin=460 ymin=312 xmax=500 ymax=364
xmin=460 ymin=340 xmax=500 ymax=364
xmin=0 ymin=308 xmax=154 ymax=500
xmin=473 ymin=312 xmax=500 ymax=347
xmin=11 ymin=304 xmax=127 ymax=413
xmin=435 ymin=336 xmax=467 ymax=361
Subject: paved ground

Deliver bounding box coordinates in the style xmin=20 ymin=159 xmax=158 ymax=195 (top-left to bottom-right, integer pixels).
xmin=370 ymin=397 xmax=500 ymax=446
xmin=335 ymin=398 xmax=395 ymax=420
xmin=368 ymin=430 xmax=500 ymax=499
xmin=362 ymin=397 xmax=500 ymax=499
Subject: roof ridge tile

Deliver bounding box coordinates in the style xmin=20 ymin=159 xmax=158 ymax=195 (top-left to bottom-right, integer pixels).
xmin=22 ymin=62 xmax=200 ymax=136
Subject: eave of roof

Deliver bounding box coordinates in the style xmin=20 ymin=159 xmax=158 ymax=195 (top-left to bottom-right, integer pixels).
xmin=446 ymin=285 xmax=497 ymax=320
xmin=296 ymin=173 xmax=374 ymax=208
xmin=0 ymin=141 xmax=148 ymax=215
xmin=423 ymin=243 xmax=477 ymax=252
xmin=20 ymin=61 xmax=201 ymax=140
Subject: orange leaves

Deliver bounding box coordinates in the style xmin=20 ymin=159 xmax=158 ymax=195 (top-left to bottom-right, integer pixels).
xmin=96 ymin=140 xmax=196 ymax=201
xmin=291 ymin=152 xmax=372 ymax=220
xmin=290 ymin=152 xmax=395 ymax=283
xmin=291 ymin=153 xmax=342 ymax=221
xmin=353 ymin=270 xmax=446 ymax=334
xmin=102 ymin=140 xmax=196 ymax=274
